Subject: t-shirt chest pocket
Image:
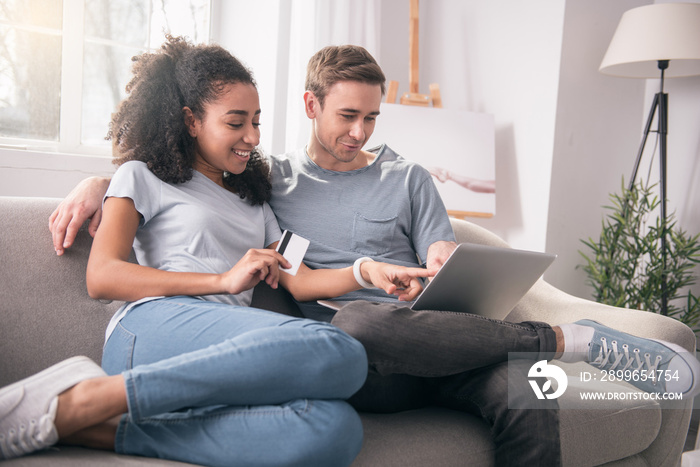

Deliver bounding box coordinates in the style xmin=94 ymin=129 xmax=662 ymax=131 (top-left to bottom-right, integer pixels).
xmin=351 ymin=212 xmax=398 ymax=256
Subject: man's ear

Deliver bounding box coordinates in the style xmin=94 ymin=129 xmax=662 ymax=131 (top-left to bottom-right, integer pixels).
xmin=183 ymin=107 xmax=197 ymax=137
xmin=303 ymin=91 xmax=319 ymax=119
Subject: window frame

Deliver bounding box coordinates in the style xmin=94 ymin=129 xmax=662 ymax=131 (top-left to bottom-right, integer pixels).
xmin=0 ymin=0 xmax=212 ymax=158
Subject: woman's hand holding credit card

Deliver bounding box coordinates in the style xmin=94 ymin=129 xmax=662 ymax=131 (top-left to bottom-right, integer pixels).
xmin=275 ymin=230 xmax=310 ymax=276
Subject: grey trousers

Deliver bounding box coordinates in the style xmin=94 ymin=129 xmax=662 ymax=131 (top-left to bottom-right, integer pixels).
xmin=331 ymin=301 xmax=561 ymax=466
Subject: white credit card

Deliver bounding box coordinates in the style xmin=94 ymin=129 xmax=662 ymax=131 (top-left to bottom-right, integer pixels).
xmin=275 ymin=230 xmax=310 ymax=276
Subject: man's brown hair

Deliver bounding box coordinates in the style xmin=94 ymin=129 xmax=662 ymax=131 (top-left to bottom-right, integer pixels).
xmin=305 ymin=45 xmax=386 ymax=107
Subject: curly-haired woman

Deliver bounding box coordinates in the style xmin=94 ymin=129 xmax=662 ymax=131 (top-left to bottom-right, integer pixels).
xmin=0 ymin=36 xmax=431 ymax=466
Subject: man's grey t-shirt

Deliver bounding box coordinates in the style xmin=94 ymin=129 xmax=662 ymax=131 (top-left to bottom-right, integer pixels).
xmin=268 ymin=144 xmax=454 ymax=318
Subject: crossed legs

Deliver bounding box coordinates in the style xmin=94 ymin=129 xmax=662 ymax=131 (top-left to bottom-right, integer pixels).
xmin=331 ymin=301 xmax=561 ymax=464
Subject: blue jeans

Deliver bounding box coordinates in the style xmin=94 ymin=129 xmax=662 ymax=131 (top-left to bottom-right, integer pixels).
xmin=331 ymin=301 xmax=561 ymax=466
xmin=102 ymin=296 xmax=367 ymax=467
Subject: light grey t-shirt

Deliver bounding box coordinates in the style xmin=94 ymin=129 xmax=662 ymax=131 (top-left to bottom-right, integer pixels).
xmin=268 ymin=144 xmax=454 ymax=317
xmin=103 ymin=160 xmax=281 ymax=339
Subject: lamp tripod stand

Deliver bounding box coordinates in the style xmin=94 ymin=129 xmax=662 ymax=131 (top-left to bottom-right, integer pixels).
xmin=627 ymin=60 xmax=669 ymax=315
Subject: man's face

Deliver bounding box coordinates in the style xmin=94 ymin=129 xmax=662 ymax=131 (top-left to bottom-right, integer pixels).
xmin=305 ymin=81 xmax=382 ymax=170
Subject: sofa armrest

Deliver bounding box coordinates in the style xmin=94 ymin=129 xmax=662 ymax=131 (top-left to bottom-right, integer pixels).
xmin=507 ymin=279 xmax=697 ymax=353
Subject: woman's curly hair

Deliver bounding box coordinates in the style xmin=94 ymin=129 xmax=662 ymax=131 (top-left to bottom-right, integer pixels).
xmin=108 ymin=35 xmax=271 ymax=205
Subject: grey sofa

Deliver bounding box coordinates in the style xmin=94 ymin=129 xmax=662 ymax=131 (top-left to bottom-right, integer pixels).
xmin=0 ymin=196 xmax=695 ymax=466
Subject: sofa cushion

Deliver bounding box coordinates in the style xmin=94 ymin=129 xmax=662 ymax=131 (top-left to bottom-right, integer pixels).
xmin=0 ymin=446 xmax=198 ymax=466
xmin=557 ymin=362 xmax=661 ymax=466
xmin=354 ymin=407 xmax=495 ymax=466
xmin=0 ymin=197 xmax=121 ymax=386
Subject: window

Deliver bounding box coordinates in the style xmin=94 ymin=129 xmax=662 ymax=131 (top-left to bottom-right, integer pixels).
xmin=0 ymin=0 xmax=210 ymax=155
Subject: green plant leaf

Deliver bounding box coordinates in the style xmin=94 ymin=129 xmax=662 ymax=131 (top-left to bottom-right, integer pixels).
xmin=579 ymin=180 xmax=700 ymax=342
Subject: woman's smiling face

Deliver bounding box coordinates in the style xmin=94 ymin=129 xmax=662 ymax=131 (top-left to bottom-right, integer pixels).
xmin=188 ymin=82 xmax=261 ymax=185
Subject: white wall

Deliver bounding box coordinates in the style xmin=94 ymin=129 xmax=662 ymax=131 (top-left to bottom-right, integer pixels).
xmin=545 ymin=0 xmax=649 ymax=297
xmin=662 ymin=73 xmax=700 ymax=244
xmin=211 ymin=0 xmax=285 ymax=155
xmin=379 ymin=0 xmax=566 ymax=253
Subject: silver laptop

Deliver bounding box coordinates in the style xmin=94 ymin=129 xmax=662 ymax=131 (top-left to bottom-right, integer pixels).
xmin=318 ymin=243 xmax=556 ymax=320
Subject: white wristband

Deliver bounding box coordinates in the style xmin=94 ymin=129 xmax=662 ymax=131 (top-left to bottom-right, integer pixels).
xmin=353 ymin=257 xmax=376 ymax=288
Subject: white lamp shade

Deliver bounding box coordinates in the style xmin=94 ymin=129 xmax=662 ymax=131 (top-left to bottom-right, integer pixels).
xmin=600 ymin=2 xmax=700 ymax=78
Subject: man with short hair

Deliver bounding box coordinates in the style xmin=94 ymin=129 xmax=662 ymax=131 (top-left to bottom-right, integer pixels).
xmin=268 ymin=45 xmax=457 ymax=322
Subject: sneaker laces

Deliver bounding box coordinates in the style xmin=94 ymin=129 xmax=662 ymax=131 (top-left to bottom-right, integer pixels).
xmin=590 ymin=337 xmax=664 ymax=386
xmin=0 ymin=398 xmax=57 ymax=459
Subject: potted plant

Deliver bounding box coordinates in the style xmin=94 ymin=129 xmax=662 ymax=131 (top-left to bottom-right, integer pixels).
xmin=579 ymin=180 xmax=700 ymax=338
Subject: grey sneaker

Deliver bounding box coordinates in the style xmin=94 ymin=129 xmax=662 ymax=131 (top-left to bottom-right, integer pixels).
xmin=0 ymin=356 xmax=106 ymax=460
xmin=577 ymin=319 xmax=700 ymax=398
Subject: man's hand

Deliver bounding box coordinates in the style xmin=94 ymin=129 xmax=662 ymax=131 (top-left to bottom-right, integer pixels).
xmin=361 ymin=262 xmax=438 ymax=302
xmin=426 ymin=240 xmax=458 ymax=272
xmin=49 ymin=176 xmax=111 ymax=255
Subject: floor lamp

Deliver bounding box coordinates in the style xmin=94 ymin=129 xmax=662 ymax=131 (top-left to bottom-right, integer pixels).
xmin=599 ymin=2 xmax=700 ymax=315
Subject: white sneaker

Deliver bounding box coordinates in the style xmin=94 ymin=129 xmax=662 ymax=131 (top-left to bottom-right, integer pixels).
xmin=0 ymin=356 xmax=106 ymax=460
